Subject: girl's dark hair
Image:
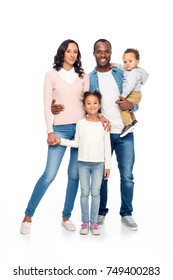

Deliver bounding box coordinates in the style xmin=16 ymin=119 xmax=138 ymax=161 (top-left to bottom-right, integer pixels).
xmin=83 ymin=90 xmax=102 ymax=105
xmin=53 ymin=39 xmax=84 ymax=77
xmin=124 ymin=48 xmax=140 ymax=60
xmin=93 ymin=39 xmax=112 ymax=52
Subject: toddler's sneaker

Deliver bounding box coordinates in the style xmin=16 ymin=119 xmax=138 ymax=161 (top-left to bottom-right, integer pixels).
xmin=90 ymin=223 xmax=101 ymax=235
xmin=20 ymin=221 xmax=31 ymax=234
xmin=120 ymin=124 xmax=134 ymax=138
xmin=132 ymin=120 xmax=138 ymax=127
xmin=120 ymin=120 xmax=138 ymax=138
xmin=80 ymin=222 xmax=89 ymax=235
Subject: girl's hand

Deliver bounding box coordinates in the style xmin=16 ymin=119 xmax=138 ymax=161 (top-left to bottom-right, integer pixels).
xmin=47 ymin=132 xmax=59 ymax=145
xmin=104 ymin=169 xmax=110 ymax=180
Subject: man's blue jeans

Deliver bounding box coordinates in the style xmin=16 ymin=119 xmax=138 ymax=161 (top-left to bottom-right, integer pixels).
xmin=99 ymin=132 xmax=135 ymax=217
xmin=78 ymin=161 xmax=104 ymax=224
xmin=25 ymin=124 xmax=79 ymax=218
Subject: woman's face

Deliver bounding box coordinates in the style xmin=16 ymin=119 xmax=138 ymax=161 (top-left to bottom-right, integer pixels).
xmin=63 ymin=43 xmax=78 ymax=70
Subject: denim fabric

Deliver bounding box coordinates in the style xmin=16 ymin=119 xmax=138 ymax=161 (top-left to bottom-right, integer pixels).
xmin=89 ymin=66 xmax=138 ymax=112
xmin=25 ymin=124 xmax=79 ymax=218
xmin=99 ymin=132 xmax=135 ymax=217
xmin=78 ymin=161 xmax=104 ymax=223
xmin=89 ymin=66 xmax=123 ymax=94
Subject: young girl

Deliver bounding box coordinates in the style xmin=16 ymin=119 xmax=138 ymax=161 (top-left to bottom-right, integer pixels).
xmin=56 ymin=91 xmax=111 ymax=235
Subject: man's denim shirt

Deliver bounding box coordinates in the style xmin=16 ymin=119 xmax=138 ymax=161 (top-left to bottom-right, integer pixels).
xmin=89 ymin=66 xmax=138 ymax=112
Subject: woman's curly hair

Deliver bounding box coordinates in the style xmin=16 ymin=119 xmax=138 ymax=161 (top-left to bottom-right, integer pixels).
xmin=53 ymin=39 xmax=84 ymax=77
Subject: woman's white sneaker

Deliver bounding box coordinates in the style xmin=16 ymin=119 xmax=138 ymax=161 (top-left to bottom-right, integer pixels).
xmin=61 ymin=220 xmax=76 ymax=231
xmin=20 ymin=221 xmax=31 ymax=234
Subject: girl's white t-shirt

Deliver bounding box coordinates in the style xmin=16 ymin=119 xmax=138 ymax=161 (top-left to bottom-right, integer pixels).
xmin=60 ymin=118 xmax=111 ymax=169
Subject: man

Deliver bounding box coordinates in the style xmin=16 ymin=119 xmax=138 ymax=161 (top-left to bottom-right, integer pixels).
xmin=89 ymin=39 xmax=138 ymax=231
xmin=52 ymin=39 xmax=138 ymax=231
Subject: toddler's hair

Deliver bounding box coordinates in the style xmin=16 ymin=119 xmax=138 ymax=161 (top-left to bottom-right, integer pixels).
xmin=124 ymin=48 xmax=140 ymax=60
xmin=83 ymin=90 xmax=102 ymax=105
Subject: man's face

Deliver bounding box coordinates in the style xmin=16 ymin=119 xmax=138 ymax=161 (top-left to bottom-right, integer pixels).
xmin=93 ymin=41 xmax=112 ymax=68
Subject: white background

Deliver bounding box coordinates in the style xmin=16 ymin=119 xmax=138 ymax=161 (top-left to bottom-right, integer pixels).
xmin=0 ymin=0 xmax=173 ymax=279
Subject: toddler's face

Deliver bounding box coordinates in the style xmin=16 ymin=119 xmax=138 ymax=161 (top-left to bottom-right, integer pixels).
xmin=123 ymin=52 xmax=139 ymax=71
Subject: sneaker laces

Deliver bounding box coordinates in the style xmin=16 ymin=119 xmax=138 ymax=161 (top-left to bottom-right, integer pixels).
xmin=81 ymin=223 xmax=89 ymax=229
xmin=91 ymin=223 xmax=99 ymax=229
xmin=125 ymin=216 xmax=135 ymax=223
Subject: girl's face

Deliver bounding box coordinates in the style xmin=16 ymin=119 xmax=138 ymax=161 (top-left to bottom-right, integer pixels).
xmin=63 ymin=43 xmax=78 ymax=70
xmin=123 ymin=52 xmax=139 ymax=71
xmin=84 ymin=95 xmax=101 ymax=115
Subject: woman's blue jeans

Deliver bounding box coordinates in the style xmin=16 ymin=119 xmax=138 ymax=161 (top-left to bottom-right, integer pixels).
xmin=25 ymin=124 xmax=79 ymax=218
xmin=99 ymin=132 xmax=135 ymax=217
xmin=78 ymin=161 xmax=104 ymax=224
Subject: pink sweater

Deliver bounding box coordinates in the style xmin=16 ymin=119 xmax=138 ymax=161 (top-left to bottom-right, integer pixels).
xmin=44 ymin=70 xmax=90 ymax=133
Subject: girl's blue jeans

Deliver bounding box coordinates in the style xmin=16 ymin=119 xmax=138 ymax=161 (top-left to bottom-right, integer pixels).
xmin=78 ymin=161 xmax=104 ymax=224
xmin=25 ymin=124 xmax=79 ymax=219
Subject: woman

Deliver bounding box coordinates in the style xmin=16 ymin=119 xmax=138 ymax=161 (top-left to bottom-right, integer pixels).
xmin=20 ymin=39 xmax=89 ymax=234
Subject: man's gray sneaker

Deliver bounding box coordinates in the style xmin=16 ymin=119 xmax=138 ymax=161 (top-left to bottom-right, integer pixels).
xmin=97 ymin=215 xmax=105 ymax=227
xmin=121 ymin=216 xmax=138 ymax=231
